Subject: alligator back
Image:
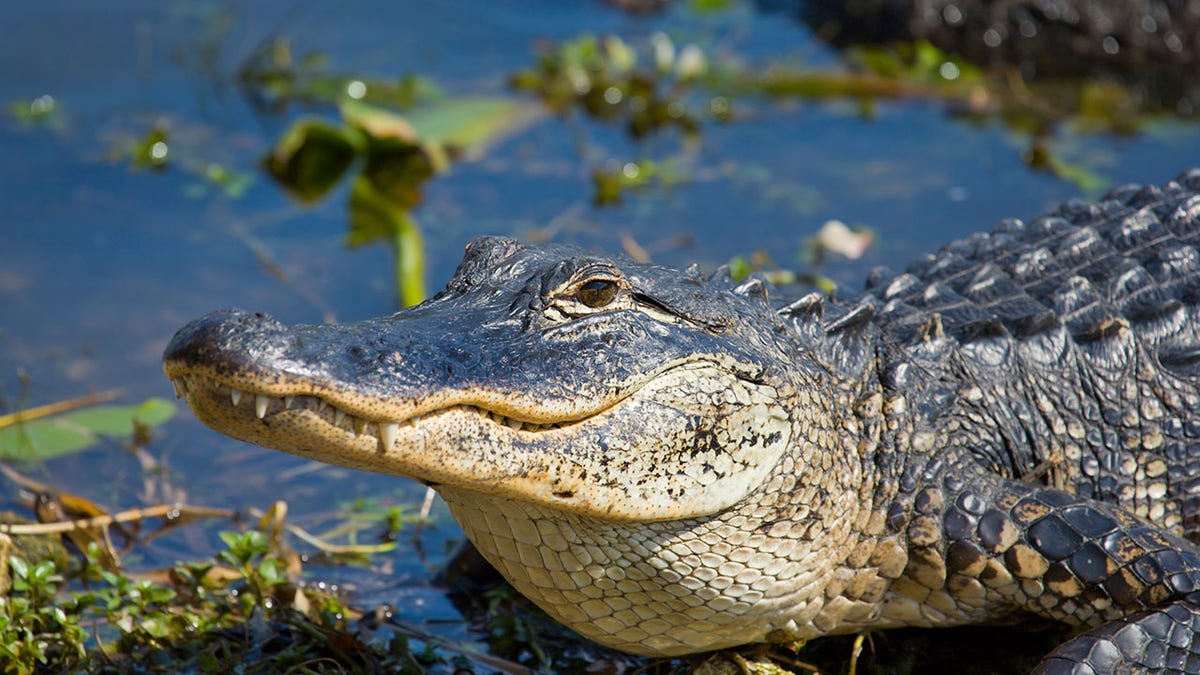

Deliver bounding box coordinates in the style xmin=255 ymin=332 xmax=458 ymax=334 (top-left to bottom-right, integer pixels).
xmin=800 ymin=0 xmax=1200 ymax=76
xmin=864 ymin=169 xmax=1200 ymax=539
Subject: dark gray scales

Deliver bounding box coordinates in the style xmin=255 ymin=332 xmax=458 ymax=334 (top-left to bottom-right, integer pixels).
xmin=844 ymin=171 xmax=1200 ymax=672
xmin=800 ymin=0 xmax=1200 ymax=76
xmin=856 ymin=172 xmax=1200 ymax=544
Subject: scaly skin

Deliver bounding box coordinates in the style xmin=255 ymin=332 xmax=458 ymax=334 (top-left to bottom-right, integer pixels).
xmin=164 ymin=170 xmax=1200 ymax=671
xmin=798 ymin=0 xmax=1200 ymax=77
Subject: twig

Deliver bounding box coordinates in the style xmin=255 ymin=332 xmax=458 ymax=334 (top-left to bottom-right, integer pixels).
xmin=0 ymin=503 xmax=234 ymax=535
xmin=230 ymin=222 xmax=338 ymax=324
xmin=619 ymin=231 xmax=651 ymax=263
xmin=246 ymin=506 xmax=395 ymax=555
xmin=0 ymin=389 xmax=123 ymax=429
xmin=383 ymin=614 xmax=534 ymax=675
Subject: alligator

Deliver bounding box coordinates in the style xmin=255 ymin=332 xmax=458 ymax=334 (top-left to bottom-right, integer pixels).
xmin=793 ymin=0 xmax=1200 ymax=78
xmin=164 ymin=169 xmax=1200 ymax=673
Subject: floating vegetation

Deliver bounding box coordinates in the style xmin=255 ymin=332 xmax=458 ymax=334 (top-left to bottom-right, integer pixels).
xmin=591 ymin=158 xmax=688 ymax=206
xmin=5 ymin=95 xmax=63 ymax=130
xmin=261 ymin=97 xmax=538 ymax=307
xmin=125 ymin=124 xmax=172 ymax=172
xmin=238 ymin=37 xmax=441 ymax=113
xmin=728 ymin=219 xmax=875 ymax=296
xmin=0 ymin=392 xmax=174 ymax=461
xmin=510 ymin=33 xmax=728 ymax=140
xmin=512 ymin=30 xmax=1191 ymax=195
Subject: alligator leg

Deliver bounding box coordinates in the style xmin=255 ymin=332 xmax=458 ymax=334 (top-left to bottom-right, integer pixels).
xmin=902 ymin=462 xmax=1200 ymax=672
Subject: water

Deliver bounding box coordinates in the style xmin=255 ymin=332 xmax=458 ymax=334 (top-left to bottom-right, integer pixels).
xmin=2 ymin=0 xmax=1199 ymax=664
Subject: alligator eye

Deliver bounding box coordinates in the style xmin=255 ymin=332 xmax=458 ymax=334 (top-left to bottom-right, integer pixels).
xmin=577 ymin=279 xmax=618 ymax=308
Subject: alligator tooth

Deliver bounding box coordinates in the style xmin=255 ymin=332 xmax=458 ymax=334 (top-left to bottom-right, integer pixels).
xmin=352 ymin=417 xmax=367 ymax=436
xmin=523 ymin=422 xmax=540 ymax=431
xmin=283 ymin=396 xmax=295 ymax=409
xmin=172 ymin=379 xmax=185 ymax=399
xmin=316 ymin=400 xmax=329 ymax=414
xmin=506 ymin=417 xmax=523 ymax=431
xmin=255 ymin=395 xmax=270 ymax=419
xmin=378 ymin=422 xmax=398 ymax=451
xmin=333 ymin=409 xmax=346 ymax=428
xmin=230 ymin=388 xmax=243 ymax=407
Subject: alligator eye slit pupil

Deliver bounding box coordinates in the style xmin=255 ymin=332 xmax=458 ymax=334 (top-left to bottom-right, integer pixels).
xmin=577 ymin=279 xmax=618 ymax=308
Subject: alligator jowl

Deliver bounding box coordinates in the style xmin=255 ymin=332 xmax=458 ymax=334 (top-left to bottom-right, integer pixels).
xmin=164 ymin=169 xmax=1200 ymax=673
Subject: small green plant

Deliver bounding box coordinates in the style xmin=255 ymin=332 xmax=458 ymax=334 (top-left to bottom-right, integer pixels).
xmin=0 ymin=557 xmax=87 ymax=674
xmin=216 ymin=530 xmax=288 ymax=610
xmin=0 ymin=518 xmax=404 ymax=672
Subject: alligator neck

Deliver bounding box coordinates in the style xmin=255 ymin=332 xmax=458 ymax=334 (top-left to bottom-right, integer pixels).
xmin=437 ymin=352 xmax=889 ymax=656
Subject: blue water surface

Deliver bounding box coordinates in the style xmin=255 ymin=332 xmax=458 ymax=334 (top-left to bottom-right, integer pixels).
xmin=2 ymin=0 xmax=1199 ymax=659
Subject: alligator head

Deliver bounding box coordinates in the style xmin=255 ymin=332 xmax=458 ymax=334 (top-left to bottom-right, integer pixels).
xmin=164 ymin=236 xmax=874 ymax=654
xmin=163 ymin=237 xmax=811 ymax=521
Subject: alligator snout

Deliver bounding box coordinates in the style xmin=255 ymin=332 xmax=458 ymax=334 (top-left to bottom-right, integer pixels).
xmin=163 ymin=309 xmax=292 ymax=377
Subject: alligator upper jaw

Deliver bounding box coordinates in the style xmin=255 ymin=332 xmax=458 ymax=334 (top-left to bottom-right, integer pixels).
xmin=165 ymin=367 xmax=614 ymax=499
xmin=166 ymin=370 xmax=585 ymax=456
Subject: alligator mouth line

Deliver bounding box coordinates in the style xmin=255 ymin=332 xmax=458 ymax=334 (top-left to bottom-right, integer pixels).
xmin=169 ymin=374 xmax=580 ymax=453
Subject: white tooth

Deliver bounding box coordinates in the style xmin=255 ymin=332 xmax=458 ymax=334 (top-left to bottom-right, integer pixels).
xmin=353 ymin=418 xmax=368 ymax=436
xmin=284 ymin=396 xmax=295 ymax=409
xmin=379 ymin=422 xmax=398 ymax=451
xmin=255 ymin=395 xmax=269 ymax=419
xmin=506 ymin=417 xmax=523 ymax=430
xmin=172 ymin=380 xmax=185 ymax=399
xmin=523 ymin=422 xmax=540 ymax=431
xmin=334 ymin=409 xmax=345 ymax=427
xmin=230 ymin=388 xmax=243 ymax=406
xmin=316 ymin=400 xmax=329 ymax=414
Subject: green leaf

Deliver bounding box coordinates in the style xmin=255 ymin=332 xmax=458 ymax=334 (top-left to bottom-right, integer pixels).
xmin=347 ymin=174 xmax=403 ymax=247
xmin=140 ymin=615 xmax=171 ymax=639
xmin=0 ymin=422 xmax=91 ymax=461
xmin=9 ymin=557 xmax=29 ymax=582
xmin=261 ymin=118 xmax=362 ymax=203
xmin=339 ymin=100 xmax=420 ymax=143
xmin=0 ymin=398 xmax=176 ymax=460
xmin=347 ymin=176 xmax=426 ymax=307
xmin=361 ymin=142 xmax=436 ymax=209
xmin=407 ymin=97 xmax=536 ymax=148
xmin=64 ymin=398 xmax=175 ymax=435
xmin=342 ymin=97 xmax=538 ymax=159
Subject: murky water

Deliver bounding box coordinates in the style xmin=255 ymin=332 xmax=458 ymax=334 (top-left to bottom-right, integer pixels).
xmin=3 ymin=0 xmax=1200 ymax=664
